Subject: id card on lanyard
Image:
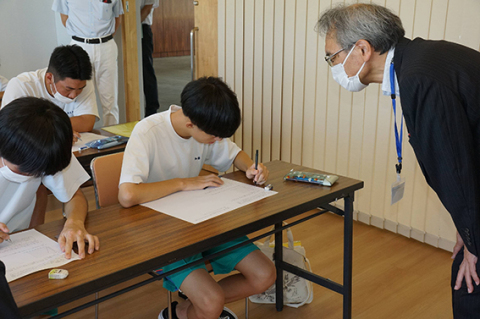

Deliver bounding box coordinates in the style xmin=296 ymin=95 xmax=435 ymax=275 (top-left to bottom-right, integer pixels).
xmin=390 ymin=61 xmax=405 ymax=205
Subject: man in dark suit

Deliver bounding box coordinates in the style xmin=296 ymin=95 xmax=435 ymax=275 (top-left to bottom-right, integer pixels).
xmin=317 ymin=3 xmax=480 ymax=318
xmin=0 ymin=261 xmax=21 ymax=318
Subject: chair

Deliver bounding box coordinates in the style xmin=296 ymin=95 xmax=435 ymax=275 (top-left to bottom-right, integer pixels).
xmin=90 ymin=152 xmax=249 ymax=319
xmin=90 ymin=152 xmax=124 ymax=209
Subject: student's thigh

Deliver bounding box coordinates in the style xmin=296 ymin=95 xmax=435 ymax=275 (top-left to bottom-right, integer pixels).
xmin=209 ymin=236 xmax=259 ymax=275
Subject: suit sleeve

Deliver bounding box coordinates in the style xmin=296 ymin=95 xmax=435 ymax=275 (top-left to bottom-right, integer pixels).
xmin=400 ymin=74 xmax=480 ymax=256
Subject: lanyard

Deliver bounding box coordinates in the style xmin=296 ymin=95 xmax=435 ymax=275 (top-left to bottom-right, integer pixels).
xmin=390 ymin=62 xmax=403 ymax=174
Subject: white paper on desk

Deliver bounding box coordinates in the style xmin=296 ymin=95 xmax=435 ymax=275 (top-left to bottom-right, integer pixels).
xmin=0 ymin=229 xmax=80 ymax=282
xmin=72 ymin=132 xmax=106 ymax=152
xmin=141 ymin=178 xmax=278 ymax=224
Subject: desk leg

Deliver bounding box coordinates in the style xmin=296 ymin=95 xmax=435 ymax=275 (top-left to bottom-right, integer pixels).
xmin=274 ymin=222 xmax=283 ymax=311
xmin=343 ymin=193 xmax=354 ymax=319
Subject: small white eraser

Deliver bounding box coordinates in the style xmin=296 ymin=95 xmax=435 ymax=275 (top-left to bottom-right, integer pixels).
xmin=48 ymin=269 xmax=69 ymax=279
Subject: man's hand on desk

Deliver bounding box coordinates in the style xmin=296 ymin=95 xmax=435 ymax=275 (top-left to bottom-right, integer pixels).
xmin=0 ymin=223 xmax=11 ymax=243
xmin=58 ymin=219 xmax=100 ymax=259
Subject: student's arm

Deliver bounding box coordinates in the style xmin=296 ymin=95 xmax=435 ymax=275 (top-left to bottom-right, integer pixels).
xmin=114 ymin=16 xmax=122 ymax=34
xmin=58 ymin=189 xmax=100 ymax=259
xmin=233 ymin=150 xmax=269 ymax=185
xmin=118 ymin=174 xmax=224 ymax=208
xmin=141 ymin=4 xmax=154 ymax=22
xmin=60 ymin=13 xmax=68 ymax=27
xmin=70 ymin=115 xmax=96 ymax=133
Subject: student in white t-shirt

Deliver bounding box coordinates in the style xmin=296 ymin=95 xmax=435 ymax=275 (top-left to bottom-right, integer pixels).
xmin=0 ymin=97 xmax=100 ymax=259
xmin=119 ymin=77 xmax=275 ymax=319
xmin=1 ymin=45 xmax=99 ymax=141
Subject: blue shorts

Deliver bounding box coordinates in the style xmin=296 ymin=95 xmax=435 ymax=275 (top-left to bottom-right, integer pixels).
xmin=162 ymin=236 xmax=258 ymax=291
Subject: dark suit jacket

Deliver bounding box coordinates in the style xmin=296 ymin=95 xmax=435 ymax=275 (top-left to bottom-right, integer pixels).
xmin=0 ymin=261 xmax=21 ymax=318
xmin=394 ymin=37 xmax=480 ymax=256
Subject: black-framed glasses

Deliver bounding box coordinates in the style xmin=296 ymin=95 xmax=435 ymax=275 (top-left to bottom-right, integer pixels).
xmin=325 ymin=48 xmax=347 ymax=67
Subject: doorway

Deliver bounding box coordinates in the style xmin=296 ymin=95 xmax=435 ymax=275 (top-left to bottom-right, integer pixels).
xmin=150 ymin=0 xmax=194 ymax=113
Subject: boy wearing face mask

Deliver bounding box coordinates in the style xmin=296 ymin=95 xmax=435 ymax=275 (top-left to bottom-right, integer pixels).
xmin=1 ymin=45 xmax=99 ymax=140
xmin=0 ymin=97 xmax=100 ymax=259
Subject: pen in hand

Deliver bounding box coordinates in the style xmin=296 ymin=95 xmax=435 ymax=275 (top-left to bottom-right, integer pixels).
xmin=254 ymin=150 xmax=258 ymax=184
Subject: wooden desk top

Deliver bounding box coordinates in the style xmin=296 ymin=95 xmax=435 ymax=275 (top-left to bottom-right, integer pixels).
xmin=11 ymin=160 xmax=363 ymax=316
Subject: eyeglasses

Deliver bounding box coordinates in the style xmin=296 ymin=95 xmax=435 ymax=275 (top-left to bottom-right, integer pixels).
xmin=325 ymin=48 xmax=347 ymax=67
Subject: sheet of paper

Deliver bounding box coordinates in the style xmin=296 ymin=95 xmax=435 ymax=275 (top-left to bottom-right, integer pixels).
xmin=0 ymin=229 xmax=80 ymax=282
xmin=141 ymin=178 xmax=277 ymax=224
xmin=72 ymin=132 xmax=106 ymax=152
xmin=102 ymin=121 xmax=139 ymax=137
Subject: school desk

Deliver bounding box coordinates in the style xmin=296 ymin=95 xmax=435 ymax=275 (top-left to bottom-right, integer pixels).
xmin=10 ymin=160 xmax=363 ymax=319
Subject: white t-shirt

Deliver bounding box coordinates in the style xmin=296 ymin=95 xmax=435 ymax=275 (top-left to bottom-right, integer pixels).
xmin=120 ymin=105 xmax=241 ymax=185
xmin=0 ymin=157 xmax=90 ymax=232
xmin=141 ymin=0 xmax=159 ymax=26
xmin=1 ymin=68 xmax=99 ymax=121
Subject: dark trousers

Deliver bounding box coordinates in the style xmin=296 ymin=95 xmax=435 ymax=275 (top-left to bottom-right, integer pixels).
xmin=0 ymin=261 xmax=21 ymax=318
xmin=452 ymin=250 xmax=480 ymax=318
xmin=142 ymin=24 xmax=160 ymax=117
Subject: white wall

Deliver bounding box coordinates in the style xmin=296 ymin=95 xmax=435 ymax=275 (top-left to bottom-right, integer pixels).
xmin=0 ymin=1 xmax=58 ymax=78
xmin=218 ymin=0 xmax=480 ymax=252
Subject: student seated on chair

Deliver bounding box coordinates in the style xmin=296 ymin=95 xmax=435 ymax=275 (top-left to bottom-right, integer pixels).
xmin=1 ymin=45 xmax=99 ymax=142
xmin=118 ymin=77 xmax=276 ymax=319
xmin=0 ymin=97 xmax=99 ymax=259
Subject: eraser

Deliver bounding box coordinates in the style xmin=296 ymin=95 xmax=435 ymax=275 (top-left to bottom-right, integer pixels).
xmin=264 ymin=184 xmax=273 ymax=191
xmin=48 ymin=269 xmax=69 ymax=280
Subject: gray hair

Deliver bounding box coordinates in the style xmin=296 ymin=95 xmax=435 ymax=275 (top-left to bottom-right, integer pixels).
xmin=316 ymin=3 xmax=405 ymax=54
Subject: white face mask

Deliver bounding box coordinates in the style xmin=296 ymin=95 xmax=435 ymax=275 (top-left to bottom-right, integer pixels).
xmin=331 ymin=45 xmax=368 ymax=92
xmin=0 ymin=158 xmax=34 ymax=183
xmin=50 ymin=75 xmax=76 ymax=104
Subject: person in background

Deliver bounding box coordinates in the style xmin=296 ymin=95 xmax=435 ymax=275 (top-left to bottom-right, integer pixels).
xmin=141 ymin=0 xmax=160 ymax=117
xmin=1 ymin=45 xmax=99 ymax=137
xmin=118 ymin=77 xmax=275 ymax=319
xmin=0 ymin=97 xmax=100 ymax=259
xmin=52 ymin=0 xmax=124 ymax=126
xmin=317 ymin=4 xmax=480 ymax=318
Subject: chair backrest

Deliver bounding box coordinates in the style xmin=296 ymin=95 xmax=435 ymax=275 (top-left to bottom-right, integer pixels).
xmin=90 ymin=152 xmax=124 ymax=209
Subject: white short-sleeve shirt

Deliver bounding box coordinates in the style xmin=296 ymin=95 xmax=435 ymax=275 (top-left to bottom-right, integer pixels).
xmin=141 ymin=0 xmax=159 ymax=26
xmin=0 ymin=157 xmax=90 ymax=232
xmin=120 ymin=105 xmax=241 ymax=185
xmin=0 ymin=68 xmax=99 ymax=122
xmin=52 ymin=0 xmax=124 ymax=38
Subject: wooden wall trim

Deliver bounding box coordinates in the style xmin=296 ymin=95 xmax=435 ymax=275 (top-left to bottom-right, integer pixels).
xmin=121 ymin=0 xmax=141 ymax=122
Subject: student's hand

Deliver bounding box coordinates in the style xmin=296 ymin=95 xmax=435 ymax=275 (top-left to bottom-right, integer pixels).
xmin=246 ymin=163 xmax=269 ymax=185
xmin=182 ymin=174 xmax=224 ymax=191
xmin=58 ymin=219 xmax=100 ymax=259
xmin=73 ymin=131 xmax=81 ymax=144
xmin=0 ymin=223 xmax=11 ymax=243
xmin=454 ymin=234 xmax=479 ymax=293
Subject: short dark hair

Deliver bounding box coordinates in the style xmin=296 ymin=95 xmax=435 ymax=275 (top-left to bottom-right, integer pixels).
xmin=316 ymin=3 xmax=405 ymax=54
xmin=0 ymin=97 xmax=73 ymax=177
xmin=180 ymin=77 xmax=241 ymax=138
xmin=46 ymin=45 xmax=92 ymax=82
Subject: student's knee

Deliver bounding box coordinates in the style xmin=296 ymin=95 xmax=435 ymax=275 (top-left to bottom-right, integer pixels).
xmin=191 ymin=285 xmax=225 ymax=319
xmin=248 ymin=258 xmax=276 ymax=294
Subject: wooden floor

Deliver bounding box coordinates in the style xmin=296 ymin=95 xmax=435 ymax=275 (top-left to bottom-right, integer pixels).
xmin=43 ymin=187 xmax=453 ymax=319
